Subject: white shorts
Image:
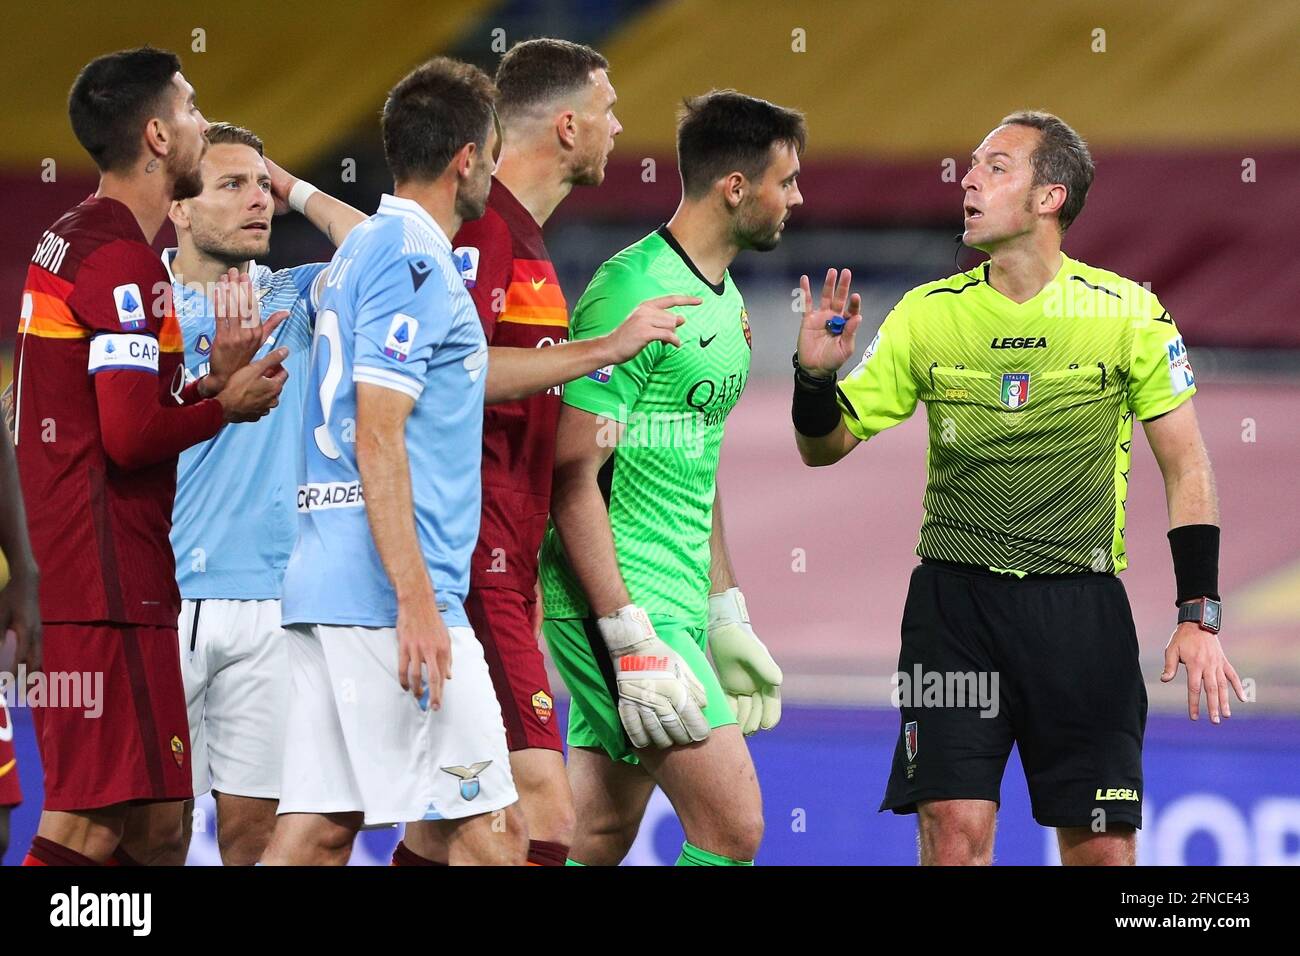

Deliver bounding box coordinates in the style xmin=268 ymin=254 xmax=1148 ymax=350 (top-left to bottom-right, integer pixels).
xmin=277 ymin=623 xmax=517 ymax=827
xmin=179 ymin=598 xmax=288 ymax=800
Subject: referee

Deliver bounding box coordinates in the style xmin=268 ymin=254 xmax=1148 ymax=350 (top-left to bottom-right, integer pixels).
xmin=791 ymin=111 xmax=1244 ymax=865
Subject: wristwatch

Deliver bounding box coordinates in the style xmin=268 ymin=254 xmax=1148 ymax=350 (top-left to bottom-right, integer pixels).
xmin=1177 ymin=597 xmax=1222 ymax=634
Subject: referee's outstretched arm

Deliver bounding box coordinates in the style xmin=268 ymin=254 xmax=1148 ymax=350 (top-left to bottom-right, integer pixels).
xmin=1144 ymin=400 xmax=1246 ymax=724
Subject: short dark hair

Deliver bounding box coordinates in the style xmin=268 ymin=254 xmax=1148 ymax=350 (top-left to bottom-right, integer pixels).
xmin=382 ymin=57 xmax=497 ymax=184
xmin=204 ymin=122 xmax=264 ymax=155
xmin=495 ymin=38 xmax=608 ymax=119
xmin=677 ymin=90 xmax=807 ymax=198
xmin=68 ymin=47 xmax=183 ymax=172
xmin=999 ymin=110 xmax=1095 ymax=231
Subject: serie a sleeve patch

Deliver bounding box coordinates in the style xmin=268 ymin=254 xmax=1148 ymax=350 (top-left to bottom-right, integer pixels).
xmin=87 ymin=332 xmax=160 ymax=375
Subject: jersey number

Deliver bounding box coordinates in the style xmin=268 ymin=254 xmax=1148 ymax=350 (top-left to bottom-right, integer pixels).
xmin=313 ymin=309 xmax=344 ymax=460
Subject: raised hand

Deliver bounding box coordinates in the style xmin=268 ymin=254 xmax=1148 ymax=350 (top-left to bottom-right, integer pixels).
xmin=796 ymin=268 xmax=863 ymax=377
xmin=208 ymin=268 xmax=288 ymax=393
xmin=263 ymin=155 xmax=296 ymax=216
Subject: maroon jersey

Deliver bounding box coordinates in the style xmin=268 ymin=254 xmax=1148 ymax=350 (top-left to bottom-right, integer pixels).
xmin=454 ymin=179 xmax=569 ymax=594
xmin=13 ymin=196 xmax=223 ymax=626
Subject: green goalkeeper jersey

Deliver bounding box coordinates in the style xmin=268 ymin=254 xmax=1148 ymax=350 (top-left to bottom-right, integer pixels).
xmin=836 ymin=254 xmax=1196 ymax=575
xmin=539 ymin=227 xmax=751 ymax=625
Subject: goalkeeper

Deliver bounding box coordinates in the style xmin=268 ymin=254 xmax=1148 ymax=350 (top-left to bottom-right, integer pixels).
xmin=539 ymin=90 xmax=803 ymax=866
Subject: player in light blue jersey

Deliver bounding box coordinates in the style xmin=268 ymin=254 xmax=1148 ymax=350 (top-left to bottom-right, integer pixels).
xmin=265 ymin=58 xmax=524 ymax=866
xmin=121 ymin=123 xmax=366 ymax=867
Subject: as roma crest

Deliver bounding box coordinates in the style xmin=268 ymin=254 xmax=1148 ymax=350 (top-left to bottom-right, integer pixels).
xmin=740 ymin=308 xmax=752 ymax=349
xmin=170 ymin=734 xmax=185 ymax=768
xmin=532 ymin=690 xmax=554 ymax=725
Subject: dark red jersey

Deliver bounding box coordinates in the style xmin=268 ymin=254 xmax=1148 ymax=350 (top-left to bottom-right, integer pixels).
xmin=13 ymin=196 xmax=223 ymax=626
xmin=453 ymin=178 xmax=569 ymax=594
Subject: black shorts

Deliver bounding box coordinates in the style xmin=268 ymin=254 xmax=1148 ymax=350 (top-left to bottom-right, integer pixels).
xmin=881 ymin=560 xmax=1148 ymax=829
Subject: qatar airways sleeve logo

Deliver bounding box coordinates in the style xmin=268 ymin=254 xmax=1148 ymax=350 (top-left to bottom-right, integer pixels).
xmin=453 ymin=246 xmax=480 ymax=288
xmin=112 ymin=283 xmax=147 ymax=330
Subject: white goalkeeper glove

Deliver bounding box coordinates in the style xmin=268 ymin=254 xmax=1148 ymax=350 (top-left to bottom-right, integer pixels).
xmin=707 ymin=588 xmax=783 ymax=735
xmin=597 ymin=604 xmax=710 ymax=749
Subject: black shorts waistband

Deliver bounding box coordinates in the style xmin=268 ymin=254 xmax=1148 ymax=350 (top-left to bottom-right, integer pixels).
xmin=919 ymin=556 xmax=1116 ymax=584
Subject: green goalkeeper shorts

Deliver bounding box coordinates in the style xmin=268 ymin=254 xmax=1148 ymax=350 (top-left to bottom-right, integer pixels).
xmin=542 ymin=616 xmax=736 ymax=765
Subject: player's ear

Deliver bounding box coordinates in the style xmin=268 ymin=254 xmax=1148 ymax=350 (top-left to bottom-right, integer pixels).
xmin=453 ymin=140 xmax=477 ymax=181
xmin=721 ymin=171 xmax=746 ymax=211
xmin=169 ymin=199 xmax=189 ymax=231
xmin=1039 ymin=183 xmax=1067 ymax=219
xmin=555 ymin=109 xmax=578 ymax=149
xmin=142 ymin=116 xmax=168 ymax=160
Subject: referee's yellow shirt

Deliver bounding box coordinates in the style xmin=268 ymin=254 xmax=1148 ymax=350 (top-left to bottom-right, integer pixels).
xmin=837 ymin=254 xmax=1196 ymax=575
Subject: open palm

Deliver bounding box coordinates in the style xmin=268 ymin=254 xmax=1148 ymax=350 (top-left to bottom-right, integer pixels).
xmin=797 ymin=268 xmax=863 ymax=376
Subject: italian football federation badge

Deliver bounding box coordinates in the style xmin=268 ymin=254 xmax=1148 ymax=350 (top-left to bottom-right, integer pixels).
xmin=999 ymin=372 xmax=1031 ymax=409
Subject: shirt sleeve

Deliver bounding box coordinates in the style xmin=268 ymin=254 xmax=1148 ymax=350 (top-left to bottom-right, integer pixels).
xmin=559 ymin=262 xmax=661 ymax=423
xmin=352 ymin=250 xmax=449 ymax=402
xmin=835 ymin=304 xmax=919 ymax=440
xmin=69 ymin=239 xmax=174 ymax=337
xmin=1127 ymin=295 xmax=1196 ymax=420
xmin=451 ymin=215 xmax=513 ymax=343
xmin=73 ymin=243 xmax=224 ymax=468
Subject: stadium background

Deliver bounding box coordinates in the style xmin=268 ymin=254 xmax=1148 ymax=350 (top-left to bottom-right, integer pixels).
xmin=1 ymin=0 xmax=1297 ymax=864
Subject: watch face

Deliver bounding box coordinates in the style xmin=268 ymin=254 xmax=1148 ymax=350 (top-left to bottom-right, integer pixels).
xmin=1203 ymin=600 xmax=1222 ymax=631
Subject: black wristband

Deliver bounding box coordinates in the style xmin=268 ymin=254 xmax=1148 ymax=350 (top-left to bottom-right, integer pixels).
xmin=791 ymin=353 xmax=842 ymax=438
xmin=1168 ymin=524 xmax=1220 ymax=607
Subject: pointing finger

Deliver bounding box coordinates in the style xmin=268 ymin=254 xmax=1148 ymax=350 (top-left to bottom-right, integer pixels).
xmin=645 ymin=294 xmax=702 ymax=310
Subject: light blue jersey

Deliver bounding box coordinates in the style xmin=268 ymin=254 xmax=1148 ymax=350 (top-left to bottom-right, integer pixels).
xmin=167 ymin=250 xmax=326 ymax=600
xmin=281 ymin=195 xmax=488 ymax=629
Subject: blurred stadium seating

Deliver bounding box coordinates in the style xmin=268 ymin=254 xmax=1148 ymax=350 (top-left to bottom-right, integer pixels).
xmin=1 ymin=0 xmax=1296 ymax=865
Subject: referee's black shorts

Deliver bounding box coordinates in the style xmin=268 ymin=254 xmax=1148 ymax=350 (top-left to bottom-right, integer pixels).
xmin=881 ymin=559 xmax=1148 ymax=830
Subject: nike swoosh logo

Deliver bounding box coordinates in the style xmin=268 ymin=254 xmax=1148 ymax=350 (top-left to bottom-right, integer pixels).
xmin=530 ymin=277 xmax=546 ymax=291
xmin=699 ymin=334 xmax=717 ymax=347
xmin=0 ymin=758 xmax=15 ymax=779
